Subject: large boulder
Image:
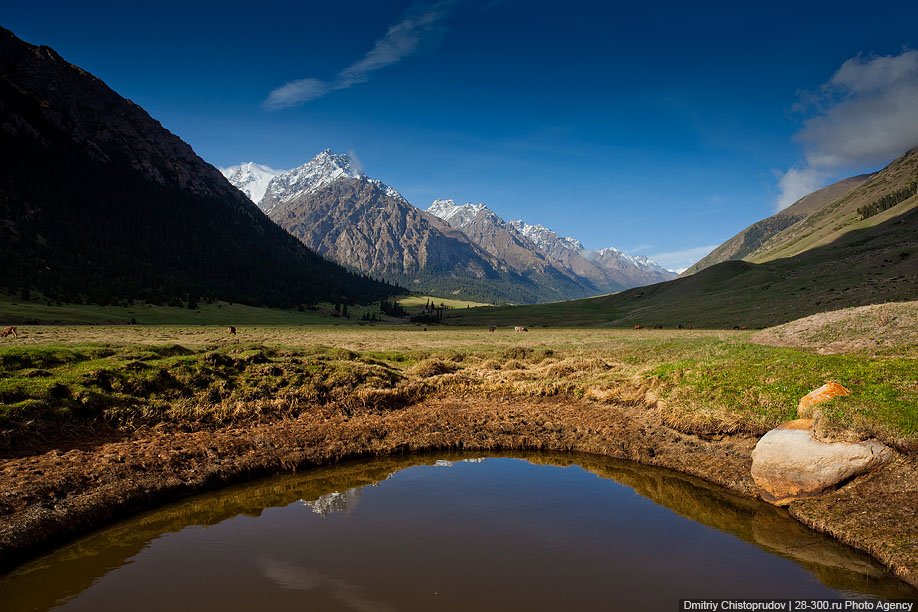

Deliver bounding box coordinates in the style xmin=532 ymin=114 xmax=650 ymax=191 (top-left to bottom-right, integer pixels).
xmin=751 ymin=419 xmax=892 ymax=505
xmin=797 ymin=382 xmax=850 ymax=418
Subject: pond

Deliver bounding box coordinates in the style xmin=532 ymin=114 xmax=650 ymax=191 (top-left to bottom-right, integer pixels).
xmin=1 ymin=453 xmax=914 ymax=611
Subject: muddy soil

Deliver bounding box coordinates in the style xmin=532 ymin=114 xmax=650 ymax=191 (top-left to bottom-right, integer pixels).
xmin=0 ymin=395 xmax=915 ymax=588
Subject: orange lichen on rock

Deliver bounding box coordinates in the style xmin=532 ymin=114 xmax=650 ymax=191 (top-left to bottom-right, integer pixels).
xmin=797 ymin=382 xmax=850 ymax=418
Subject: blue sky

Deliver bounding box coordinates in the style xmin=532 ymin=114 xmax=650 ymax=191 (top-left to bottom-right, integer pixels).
xmin=4 ymin=0 xmax=918 ymax=270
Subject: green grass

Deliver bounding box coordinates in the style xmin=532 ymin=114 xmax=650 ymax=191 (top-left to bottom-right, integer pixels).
xmin=396 ymin=294 xmax=491 ymax=312
xmin=1 ymin=326 xmax=915 ymax=452
xmin=0 ymin=292 xmax=492 ymax=326
xmin=0 ymin=296 xmax=364 ymax=326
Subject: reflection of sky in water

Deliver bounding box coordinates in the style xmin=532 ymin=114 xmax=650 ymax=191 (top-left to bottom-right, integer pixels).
xmin=1 ymin=455 xmax=913 ymax=612
xmin=259 ymin=557 xmax=395 ymax=612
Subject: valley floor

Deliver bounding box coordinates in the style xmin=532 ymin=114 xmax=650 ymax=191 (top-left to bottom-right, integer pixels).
xmin=0 ymin=316 xmax=916 ymax=588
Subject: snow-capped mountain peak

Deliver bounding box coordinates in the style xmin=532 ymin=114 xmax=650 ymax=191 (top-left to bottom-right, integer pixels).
xmin=507 ymin=220 xmax=585 ymax=253
xmin=589 ymin=247 xmax=669 ymax=274
xmin=224 ymin=150 xmax=405 ymax=212
xmin=219 ymin=162 xmax=284 ymax=204
xmin=427 ymin=199 xmax=499 ymax=228
xmin=266 ymin=149 xmax=364 ymax=204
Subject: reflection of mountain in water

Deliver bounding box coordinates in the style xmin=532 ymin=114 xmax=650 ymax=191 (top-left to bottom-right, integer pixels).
xmin=1 ymin=453 xmax=914 ymax=610
xmin=302 ymin=457 xmax=486 ymax=516
xmin=303 ymin=488 xmax=363 ymax=518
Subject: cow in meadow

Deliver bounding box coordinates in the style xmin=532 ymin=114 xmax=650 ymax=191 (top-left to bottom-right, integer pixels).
xmin=488 ymin=325 xmax=497 ymax=332
xmin=1 ymin=326 xmax=17 ymax=338
xmin=514 ymin=326 xmax=528 ymax=332
xmin=227 ymin=326 xmax=236 ymax=336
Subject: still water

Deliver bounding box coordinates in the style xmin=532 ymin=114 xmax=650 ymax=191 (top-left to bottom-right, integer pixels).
xmin=1 ymin=453 xmax=915 ymax=611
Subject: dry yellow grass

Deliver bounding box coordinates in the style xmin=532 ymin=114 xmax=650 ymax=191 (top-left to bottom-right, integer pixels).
xmin=752 ymin=301 xmax=918 ymax=356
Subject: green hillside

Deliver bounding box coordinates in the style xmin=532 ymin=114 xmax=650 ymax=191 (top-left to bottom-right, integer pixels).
xmin=445 ymin=207 xmax=918 ymax=329
xmin=683 ymin=174 xmax=872 ymax=276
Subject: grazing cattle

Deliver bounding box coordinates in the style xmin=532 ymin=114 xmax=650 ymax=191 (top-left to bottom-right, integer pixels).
xmin=227 ymin=326 xmax=236 ymax=336
xmin=654 ymin=325 xmax=663 ymax=329
xmin=514 ymin=326 xmax=528 ymax=333
xmin=488 ymin=325 xmax=497 ymax=332
xmin=732 ymin=325 xmax=740 ymax=330
xmin=633 ymin=324 xmax=643 ymax=330
xmin=677 ymin=324 xmax=683 ymax=329
xmin=1 ymin=326 xmax=17 ymax=338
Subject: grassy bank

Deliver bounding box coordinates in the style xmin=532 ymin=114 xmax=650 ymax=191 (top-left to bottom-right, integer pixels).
xmin=0 ymin=292 xmax=490 ymax=326
xmin=1 ymin=326 xmax=915 ymax=454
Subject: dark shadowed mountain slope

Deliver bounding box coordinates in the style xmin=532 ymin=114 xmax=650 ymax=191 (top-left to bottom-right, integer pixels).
xmin=0 ymin=28 xmax=396 ymax=306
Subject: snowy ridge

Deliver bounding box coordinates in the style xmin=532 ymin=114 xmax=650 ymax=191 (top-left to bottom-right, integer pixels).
xmin=220 ymin=162 xmax=283 ymax=204
xmin=224 ymin=150 xmax=406 ymax=213
xmin=428 ymin=199 xmax=499 ymax=228
xmin=507 ymin=219 xmax=585 ymax=253
xmin=431 ymin=201 xmax=672 ymax=283
xmin=302 ymin=488 xmax=362 ymax=517
xmin=264 ymin=149 xmax=363 ymax=208
xmin=593 ymin=247 xmax=661 ymax=271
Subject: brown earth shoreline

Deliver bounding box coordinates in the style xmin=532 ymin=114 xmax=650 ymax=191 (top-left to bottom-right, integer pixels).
xmin=1 ymin=394 xmax=915 ymax=589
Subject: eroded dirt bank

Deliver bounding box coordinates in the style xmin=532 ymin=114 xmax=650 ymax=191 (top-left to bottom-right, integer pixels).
xmin=1 ymin=396 xmax=915 ymax=589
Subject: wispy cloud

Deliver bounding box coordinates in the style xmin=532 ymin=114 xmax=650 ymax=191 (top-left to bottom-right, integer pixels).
xmin=648 ymin=244 xmax=719 ymax=271
xmin=263 ymin=1 xmax=456 ymax=110
xmin=775 ymin=49 xmax=918 ymax=209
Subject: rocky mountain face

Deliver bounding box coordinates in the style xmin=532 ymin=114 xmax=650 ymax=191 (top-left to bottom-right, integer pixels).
xmin=226 ymin=151 xmax=675 ymax=303
xmin=426 ymin=200 xmax=602 ymax=298
xmin=504 ymin=218 xmax=675 ymax=289
xmin=0 ymin=27 xmax=396 ymax=306
xmin=238 ymin=155 xmax=562 ymax=304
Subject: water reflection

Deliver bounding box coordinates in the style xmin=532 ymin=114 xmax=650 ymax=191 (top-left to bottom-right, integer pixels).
xmin=0 ymin=453 xmax=914 ymax=611
xmin=258 ymin=556 xmax=394 ymax=612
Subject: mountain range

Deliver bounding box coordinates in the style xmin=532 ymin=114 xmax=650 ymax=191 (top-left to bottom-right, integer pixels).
xmin=223 ymin=153 xmax=676 ymax=304
xmin=0 ymin=27 xmax=395 ymax=307
xmin=447 ymin=146 xmax=918 ymax=328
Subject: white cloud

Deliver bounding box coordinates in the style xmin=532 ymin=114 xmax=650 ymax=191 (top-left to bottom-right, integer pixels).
xmin=774 ymin=166 xmax=828 ymax=210
xmin=263 ymin=1 xmax=455 ymax=110
xmin=775 ymin=49 xmax=918 ymax=210
xmin=263 ymin=79 xmax=331 ymax=110
xmin=648 ymin=244 xmax=719 ymax=271
xmin=346 ymin=149 xmax=365 ymax=175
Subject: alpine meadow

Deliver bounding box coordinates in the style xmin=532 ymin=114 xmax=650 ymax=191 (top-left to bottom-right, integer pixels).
xmin=0 ymin=3 xmax=917 ymax=610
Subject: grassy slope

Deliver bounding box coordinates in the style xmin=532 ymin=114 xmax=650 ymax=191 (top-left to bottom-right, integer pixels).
xmin=748 ymin=149 xmax=918 ymax=263
xmin=396 ymin=295 xmax=490 ymax=312
xmin=446 ymin=207 xmax=918 ymax=329
xmin=0 ymin=326 xmax=915 ymax=452
xmin=0 ymin=293 xmax=489 ymax=326
xmin=683 ymin=173 xmax=872 ymax=275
